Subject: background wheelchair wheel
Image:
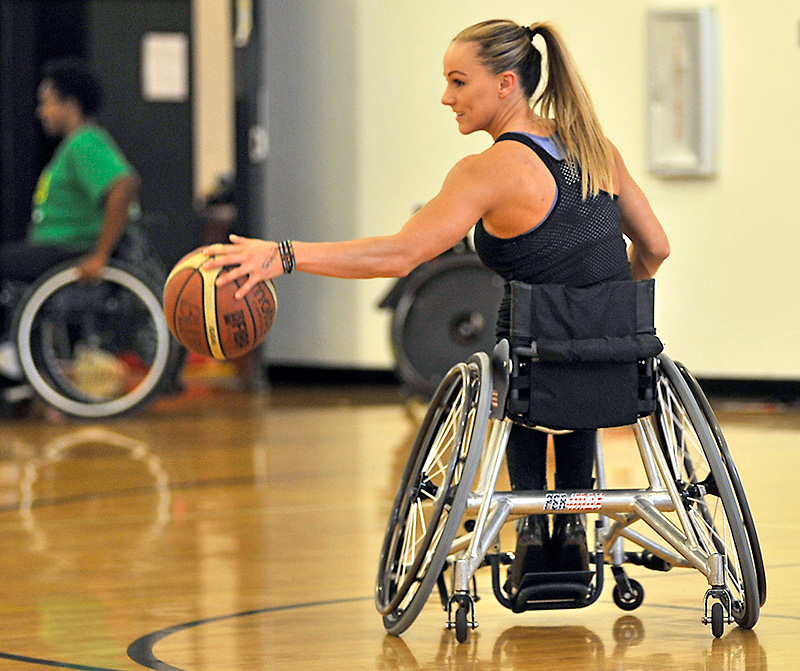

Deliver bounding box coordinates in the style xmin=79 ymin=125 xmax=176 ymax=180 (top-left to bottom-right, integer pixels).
xmin=390 ymin=254 xmax=503 ymax=398
xmin=376 ymin=353 xmax=491 ymax=636
xmin=654 ymin=355 xmax=760 ymax=629
xmin=13 ymin=260 xmax=182 ymax=419
xmin=677 ymin=362 xmax=767 ymax=608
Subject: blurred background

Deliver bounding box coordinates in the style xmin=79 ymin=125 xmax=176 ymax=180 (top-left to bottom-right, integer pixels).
xmin=2 ymin=0 xmax=798 ymax=392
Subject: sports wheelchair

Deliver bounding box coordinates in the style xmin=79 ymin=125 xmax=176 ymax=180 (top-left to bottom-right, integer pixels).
xmin=375 ymin=279 xmax=766 ymax=643
xmin=0 ymin=223 xmax=183 ymax=419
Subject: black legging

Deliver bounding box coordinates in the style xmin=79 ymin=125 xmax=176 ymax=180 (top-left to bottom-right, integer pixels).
xmin=504 ymin=423 xmax=596 ymax=492
xmin=0 ymin=242 xmax=83 ymax=334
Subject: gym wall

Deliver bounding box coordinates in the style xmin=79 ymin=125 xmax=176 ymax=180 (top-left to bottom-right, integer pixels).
xmin=252 ymin=0 xmax=800 ymax=382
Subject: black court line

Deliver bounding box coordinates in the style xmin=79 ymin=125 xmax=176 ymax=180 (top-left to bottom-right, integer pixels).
xmin=126 ymin=596 xmax=374 ymax=671
xmin=0 ymin=651 xmax=123 ymax=670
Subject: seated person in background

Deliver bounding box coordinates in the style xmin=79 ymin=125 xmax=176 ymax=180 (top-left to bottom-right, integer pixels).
xmin=0 ymin=57 xmax=139 ymax=382
xmin=0 ymin=57 xmax=139 ymax=287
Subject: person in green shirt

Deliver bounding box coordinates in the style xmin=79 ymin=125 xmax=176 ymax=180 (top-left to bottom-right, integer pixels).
xmin=1 ymin=58 xmax=139 ymax=285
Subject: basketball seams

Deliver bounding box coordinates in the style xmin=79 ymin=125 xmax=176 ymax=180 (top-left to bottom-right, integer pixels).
xmin=163 ymin=247 xmax=276 ymax=360
xmin=165 ymin=251 xmax=206 ymax=286
xmin=170 ymin=271 xmax=193 ymax=344
xmin=165 ymin=268 xmax=212 ymax=358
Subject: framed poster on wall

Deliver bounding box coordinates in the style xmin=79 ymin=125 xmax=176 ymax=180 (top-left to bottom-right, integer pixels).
xmin=647 ymin=7 xmax=718 ymax=177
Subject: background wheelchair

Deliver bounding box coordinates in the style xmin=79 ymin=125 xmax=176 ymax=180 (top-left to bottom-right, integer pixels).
xmin=375 ymin=280 xmax=766 ymax=643
xmin=0 ymin=222 xmax=183 ymax=419
xmin=380 ymin=240 xmax=504 ymax=398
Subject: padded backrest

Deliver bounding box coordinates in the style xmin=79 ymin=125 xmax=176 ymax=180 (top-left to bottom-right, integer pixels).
xmin=505 ymin=279 xmax=662 ymax=430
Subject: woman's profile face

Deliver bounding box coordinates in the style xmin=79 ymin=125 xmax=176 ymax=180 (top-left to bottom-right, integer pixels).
xmin=441 ymin=40 xmax=501 ymax=136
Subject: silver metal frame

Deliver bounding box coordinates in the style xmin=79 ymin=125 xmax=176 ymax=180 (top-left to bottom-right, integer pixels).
xmin=449 ymin=414 xmax=716 ymax=590
xmin=443 ymin=354 xmax=740 ymax=635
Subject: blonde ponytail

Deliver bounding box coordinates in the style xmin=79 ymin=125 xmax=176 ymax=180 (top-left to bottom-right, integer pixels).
xmin=529 ymin=22 xmax=614 ymax=198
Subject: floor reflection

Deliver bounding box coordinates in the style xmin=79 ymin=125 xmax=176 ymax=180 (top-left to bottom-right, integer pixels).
xmin=13 ymin=426 xmax=171 ymax=556
xmin=378 ymin=615 xmax=767 ymax=671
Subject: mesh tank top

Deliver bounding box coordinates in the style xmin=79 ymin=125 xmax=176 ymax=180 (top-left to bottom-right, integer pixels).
xmin=473 ymin=132 xmax=632 ymax=337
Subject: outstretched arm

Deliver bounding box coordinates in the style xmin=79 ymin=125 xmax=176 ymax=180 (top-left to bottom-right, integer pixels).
xmin=204 ymin=153 xmax=494 ymax=299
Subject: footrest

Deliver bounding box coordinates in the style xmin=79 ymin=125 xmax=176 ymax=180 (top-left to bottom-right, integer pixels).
xmin=512 ymin=570 xmax=595 ymax=612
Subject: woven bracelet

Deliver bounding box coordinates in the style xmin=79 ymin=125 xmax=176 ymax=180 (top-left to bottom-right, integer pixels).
xmin=279 ymin=240 xmax=295 ymax=274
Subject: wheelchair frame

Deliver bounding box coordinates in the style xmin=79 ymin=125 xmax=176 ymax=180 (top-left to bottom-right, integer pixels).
xmin=375 ymin=344 xmax=766 ymax=643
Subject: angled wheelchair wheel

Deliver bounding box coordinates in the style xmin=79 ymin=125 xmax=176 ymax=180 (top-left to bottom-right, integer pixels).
xmin=13 ymin=260 xmax=182 ymax=419
xmin=654 ymin=355 xmax=760 ymax=629
xmin=677 ymin=362 xmax=767 ymax=608
xmin=376 ymin=352 xmax=491 ymax=636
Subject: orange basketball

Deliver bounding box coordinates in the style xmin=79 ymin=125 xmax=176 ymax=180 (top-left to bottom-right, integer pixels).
xmin=162 ymin=248 xmax=277 ymax=359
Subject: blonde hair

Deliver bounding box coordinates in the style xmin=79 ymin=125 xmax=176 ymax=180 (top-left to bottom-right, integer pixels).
xmin=454 ymin=20 xmax=614 ymax=198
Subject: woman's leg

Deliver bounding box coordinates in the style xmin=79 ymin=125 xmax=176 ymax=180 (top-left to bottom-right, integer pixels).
xmin=551 ymin=430 xmax=597 ymax=571
xmin=505 ymin=424 xmax=550 ymax=590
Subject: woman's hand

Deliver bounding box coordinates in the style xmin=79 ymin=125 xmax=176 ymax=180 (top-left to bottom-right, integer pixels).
xmin=203 ymin=234 xmax=283 ymax=300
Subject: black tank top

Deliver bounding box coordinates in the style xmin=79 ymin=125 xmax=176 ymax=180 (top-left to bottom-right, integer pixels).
xmin=474 ymin=132 xmax=632 ymax=336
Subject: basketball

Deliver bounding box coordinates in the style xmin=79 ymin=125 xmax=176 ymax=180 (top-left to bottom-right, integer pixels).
xmin=162 ymin=247 xmax=277 ymax=359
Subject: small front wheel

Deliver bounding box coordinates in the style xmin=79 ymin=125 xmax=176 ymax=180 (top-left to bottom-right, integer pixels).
xmin=612 ymin=579 xmax=644 ymax=611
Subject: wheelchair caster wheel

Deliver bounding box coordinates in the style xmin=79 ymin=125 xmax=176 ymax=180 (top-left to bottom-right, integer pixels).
xmin=612 ymin=578 xmax=644 ymax=611
xmin=711 ymin=601 xmax=724 ymax=638
xmin=455 ymin=605 xmax=469 ymax=643
xmin=447 ymin=593 xmax=477 ymax=643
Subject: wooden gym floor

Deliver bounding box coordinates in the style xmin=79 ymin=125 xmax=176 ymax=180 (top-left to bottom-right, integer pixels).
xmin=0 ymin=363 xmax=797 ymax=670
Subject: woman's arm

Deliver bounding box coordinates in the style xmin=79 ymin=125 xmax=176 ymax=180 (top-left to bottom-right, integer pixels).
xmin=205 ymin=153 xmax=495 ymax=299
xmin=612 ymin=143 xmax=670 ymax=280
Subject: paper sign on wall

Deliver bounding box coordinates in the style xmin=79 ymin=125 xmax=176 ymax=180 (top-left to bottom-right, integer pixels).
xmin=141 ymin=32 xmax=189 ymax=102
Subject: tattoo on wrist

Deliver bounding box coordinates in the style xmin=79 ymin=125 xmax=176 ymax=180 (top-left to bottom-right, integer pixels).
xmin=262 ymin=248 xmax=279 ymax=271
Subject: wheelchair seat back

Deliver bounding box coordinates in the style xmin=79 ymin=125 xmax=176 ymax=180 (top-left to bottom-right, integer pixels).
xmin=505 ymin=279 xmax=663 ymax=430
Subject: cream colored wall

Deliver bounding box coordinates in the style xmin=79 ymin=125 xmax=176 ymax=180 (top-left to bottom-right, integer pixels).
xmin=192 ymin=0 xmax=235 ymax=199
xmin=200 ymin=0 xmax=800 ymax=379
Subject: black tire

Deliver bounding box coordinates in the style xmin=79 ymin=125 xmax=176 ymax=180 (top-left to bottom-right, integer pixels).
xmin=376 ymin=352 xmax=491 ymax=636
xmin=677 ymin=363 xmax=767 ymax=608
xmin=711 ymin=601 xmax=725 ymax=638
xmin=390 ymin=254 xmax=503 ymax=397
xmin=654 ymin=355 xmax=760 ymax=630
xmin=13 ymin=260 xmax=182 ymax=419
xmin=455 ymin=605 xmax=469 ymax=643
xmin=612 ymin=578 xmax=644 ymax=611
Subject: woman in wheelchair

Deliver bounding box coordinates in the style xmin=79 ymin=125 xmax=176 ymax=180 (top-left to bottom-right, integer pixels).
xmin=207 ymin=20 xmax=767 ymax=642
xmin=204 ymin=18 xmax=669 ymax=586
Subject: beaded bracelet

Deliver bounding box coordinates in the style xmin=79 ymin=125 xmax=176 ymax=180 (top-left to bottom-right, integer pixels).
xmin=279 ymin=240 xmax=295 ymax=274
